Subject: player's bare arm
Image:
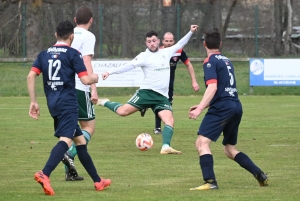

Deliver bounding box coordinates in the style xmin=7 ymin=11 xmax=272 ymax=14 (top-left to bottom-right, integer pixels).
xmin=83 ymin=55 xmax=99 ymax=104
xmin=185 ymin=62 xmax=200 ymax=92
xmin=80 ymin=73 xmax=99 ymax=85
xmin=189 ymin=83 xmax=216 ymax=119
xmin=27 ymin=71 xmax=40 ymax=119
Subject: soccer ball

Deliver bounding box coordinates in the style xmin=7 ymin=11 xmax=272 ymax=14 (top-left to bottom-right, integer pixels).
xmin=135 ymin=133 xmax=153 ymax=151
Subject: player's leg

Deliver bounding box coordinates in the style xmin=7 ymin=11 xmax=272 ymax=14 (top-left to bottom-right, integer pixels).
xmin=97 ymin=90 xmax=146 ymax=116
xmin=223 ymin=101 xmax=268 ymax=187
xmin=34 ymin=115 xmax=76 ymax=195
xmin=63 ymin=90 xmax=94 ymax=180
xmin=190 ymin=135 xmax=218 ymax=191
xmin=153 ymin=113 xmax=162 ymax=134
xmin=73 ymin=127 xmax=111 ymax=191
xmin=158 ymin=109 xmax=181 ymax=154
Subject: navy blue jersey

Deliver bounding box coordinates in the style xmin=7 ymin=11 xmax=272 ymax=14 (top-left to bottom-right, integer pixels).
xmin=31 ymin=43 xmax=88 ymax=116
xmin=203 ymin=53 xmax=239 ymax=106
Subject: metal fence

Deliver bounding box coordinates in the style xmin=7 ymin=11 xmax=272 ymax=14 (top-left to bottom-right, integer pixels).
xmin=1 ymin=1 xmax=300 ymax=59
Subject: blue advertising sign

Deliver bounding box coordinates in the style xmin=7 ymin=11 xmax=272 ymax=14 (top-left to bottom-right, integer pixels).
xmin=249 ymin=59 xmax=300 ymax=86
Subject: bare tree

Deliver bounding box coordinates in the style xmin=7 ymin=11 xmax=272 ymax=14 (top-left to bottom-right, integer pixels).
xmin=273 ymin=0 xmax=283 ymax=56
xmin=221 ymin=0 xmax=238 ymax=47
xmin=283 ymin=0 xmax=292 ymax=55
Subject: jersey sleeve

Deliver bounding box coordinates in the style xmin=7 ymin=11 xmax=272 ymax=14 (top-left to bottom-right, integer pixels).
xmin=81 ymin=34 xmax=96 ymax=57
xmin=72 ymin=51 xmax=88 ymax=77
xmin=31 ymin=52 xmax=43 ymax=75
xmin=203 ymin=59 xmax=217 ymax=84
xmin=131 ymin=52 xmax=145 ymax=67
xmin=180 ymin=49 xmax=190 ymax=64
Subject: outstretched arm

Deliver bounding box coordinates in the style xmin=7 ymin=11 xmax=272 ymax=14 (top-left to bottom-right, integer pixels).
xmin=102 ymin=62 xmax=136 ymax=80
xmin=170 ymin=25 xmax=198 ymax=55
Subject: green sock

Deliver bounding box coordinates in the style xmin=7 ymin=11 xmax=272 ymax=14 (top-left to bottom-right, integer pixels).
xmin=162 ymin=125 xmax=174 ymax=146
xmin=64 ymin=130 xmax=91 ymax=171
xmin=104 ymin=101 xmax=122 ymax=112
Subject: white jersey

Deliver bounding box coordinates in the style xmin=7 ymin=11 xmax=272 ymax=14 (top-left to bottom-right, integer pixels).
xmin=72 ymin=27 xmax=96 ymax=92
xmin=107 ymin=31 xmax=193 ymax=98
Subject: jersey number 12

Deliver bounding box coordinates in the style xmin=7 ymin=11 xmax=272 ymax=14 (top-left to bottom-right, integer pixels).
xmin=48 ymin=59 xmax=61 ymax=80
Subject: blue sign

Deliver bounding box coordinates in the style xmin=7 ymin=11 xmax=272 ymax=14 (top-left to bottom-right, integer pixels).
xmin=249 ymin=59 xmax=300 ymax=86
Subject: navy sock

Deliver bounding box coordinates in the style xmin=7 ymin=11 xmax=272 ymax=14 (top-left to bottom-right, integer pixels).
xmin=43 ymin=141 xmax=69 ymax=177
xmin=76 ymin=145 xmax=100 ymax=183
xmin=155 ymin=114 xmax=161 ymax=129
xmin=199 ymin=154 xmax=216 ymax=183
xmin=234 ymin=152 xmax=261 ymax=176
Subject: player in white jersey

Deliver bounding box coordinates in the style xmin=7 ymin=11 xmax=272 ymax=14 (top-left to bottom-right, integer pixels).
xmin=61 ymin=6 xmax=98 ymax=181
xmin=96 ymin=25 xmax=198 ymax=154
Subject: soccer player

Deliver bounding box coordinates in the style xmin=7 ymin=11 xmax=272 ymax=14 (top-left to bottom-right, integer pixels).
xmin=141 ymin=32 xmax=200 ymax=135
xmin=96 ymin=25 xmax=198 ymax=155
xmin=62 ymin=6 xmax=99 ymax=181
xmin=27 ymin=20 xmax=111 ymax=195
xmin=188 ymin=28 xmax=268 ymax=190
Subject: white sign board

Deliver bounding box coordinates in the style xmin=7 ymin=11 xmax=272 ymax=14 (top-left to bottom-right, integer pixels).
xmin=92 ymin=60 xmax=144 ymax=87
xmin=250 ymin=59 xmax=300 ymax=86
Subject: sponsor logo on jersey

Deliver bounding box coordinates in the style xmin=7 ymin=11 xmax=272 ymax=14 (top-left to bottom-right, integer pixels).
xmin=225 ymin=87 xmax=237 ymax=97
xmin=47 ymin=47 xmax=67 ymax=53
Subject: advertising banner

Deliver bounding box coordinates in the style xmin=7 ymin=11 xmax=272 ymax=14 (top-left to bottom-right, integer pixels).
xmin=92 ymin=60 xmax=144 ymax=87
xmin=249 ymin=59 xmax=300 ymax=86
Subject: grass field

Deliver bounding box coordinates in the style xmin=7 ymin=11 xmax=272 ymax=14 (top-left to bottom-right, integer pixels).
xmin=1 ymin=62 xmax=300 ymax=97
xmin=0 ymin=96 xmax=299 ymax=201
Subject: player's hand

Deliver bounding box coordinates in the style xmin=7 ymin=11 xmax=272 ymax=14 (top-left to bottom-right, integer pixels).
xmin=102 ymin=72 xmax=109 ymax=80
xmin=188 ymin=105 xmax=202 ymax=120
xmin=192 ymin=82 xmax=200 ymax=92
xmin=190 ymin=25 xmax=199 ymax=33
xmin=90 ymin=89 xmax=99 ymax=104
xmin=29 ymin=102 xmax=40 ymax=120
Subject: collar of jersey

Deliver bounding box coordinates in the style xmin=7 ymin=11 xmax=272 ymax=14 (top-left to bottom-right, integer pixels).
xmin=54 ymin=42 xmax=69 ymax=46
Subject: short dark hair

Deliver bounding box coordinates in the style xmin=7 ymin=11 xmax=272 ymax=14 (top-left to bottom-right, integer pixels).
xmin=204 ymin=28 xmax=221 ymax=49
xmin=75 ymin=6 xmax=93 ymax=25
xmin=145 ymin=30 xmax=158 ymax=40
xmin=56 ymin=20 xmax=74 ymax=40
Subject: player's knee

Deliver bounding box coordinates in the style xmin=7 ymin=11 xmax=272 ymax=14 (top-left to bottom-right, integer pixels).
xmin=116 ymin=108 xmax=130 ymax=117
xmin=224 ymin=147 xmax=236 ymax=159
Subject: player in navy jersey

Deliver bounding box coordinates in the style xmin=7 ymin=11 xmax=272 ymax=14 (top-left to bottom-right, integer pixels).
xmin=141 ymin=32 xmax=199 ymax=135
xmin=188 ymin=28 xmax=268 ymax=190
xmin=27 ymin=20 xmax=111 ymax=195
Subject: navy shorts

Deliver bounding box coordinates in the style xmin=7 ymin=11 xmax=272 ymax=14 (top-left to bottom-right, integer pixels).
xmin=198 ymin=100 xmax=243 ymax=145
xmin=53 ymin=112 xmax=83 ymax=139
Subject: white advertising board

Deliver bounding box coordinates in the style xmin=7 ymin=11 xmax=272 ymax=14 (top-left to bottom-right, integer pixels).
xmin=92 ymin=60 xmax=144 ymax=87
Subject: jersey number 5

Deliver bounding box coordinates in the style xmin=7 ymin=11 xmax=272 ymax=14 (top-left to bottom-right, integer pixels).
xmin=227 ymin=66 xmax=234 ymax=85
xmin=48 ymin=59 xmax=61 ymax=80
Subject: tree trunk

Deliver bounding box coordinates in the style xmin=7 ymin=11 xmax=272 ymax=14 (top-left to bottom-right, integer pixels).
xmin=121 ymin=0 xmax=129 ymax=57
xmin=221 ymin=0 xmax=238 ymax=48
xmin=25 ymin=1 xmax=43 ymax=59
xmin=273 ymin=0 xmax=283 ymax=56
xmin=162 ymin=0 xmax=176 ymax=35
xmin=283 ymin=0 xmax=292 ymax=55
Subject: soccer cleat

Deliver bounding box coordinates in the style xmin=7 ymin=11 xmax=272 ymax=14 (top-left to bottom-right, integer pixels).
xmin=94 ymin=178 xmax=112 ymax=191
xmin=34 ymin=171 xmax=55 ymax=195
xmin=96 ymin=98 xmax=110 ymax=106
xmin=190 ymin=182 xmax=219 ymax=190
xmin=153 ymin=128 xmax=162 ymax=134
xmin=255 ymin=171 xmax=269 ymax=186
xmin=160 ymin=147 xmax=182 ymax=154
xmin=61 ymin=153 xmax=79 ymax=177
xmin=140 ymin=108 xmax=148 ymax=117
xmin=65 ymin=169 xmax=84 ymax=181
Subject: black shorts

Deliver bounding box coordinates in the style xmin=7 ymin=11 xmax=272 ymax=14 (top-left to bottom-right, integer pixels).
xmin=198 ymin=100 xmax=243 ymax=145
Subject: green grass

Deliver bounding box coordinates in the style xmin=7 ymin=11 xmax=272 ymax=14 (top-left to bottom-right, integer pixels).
xmin=0 ymin=96 xmax=299 ymax=200
xmin=1 ymin=62 xmax=300 ymax=97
